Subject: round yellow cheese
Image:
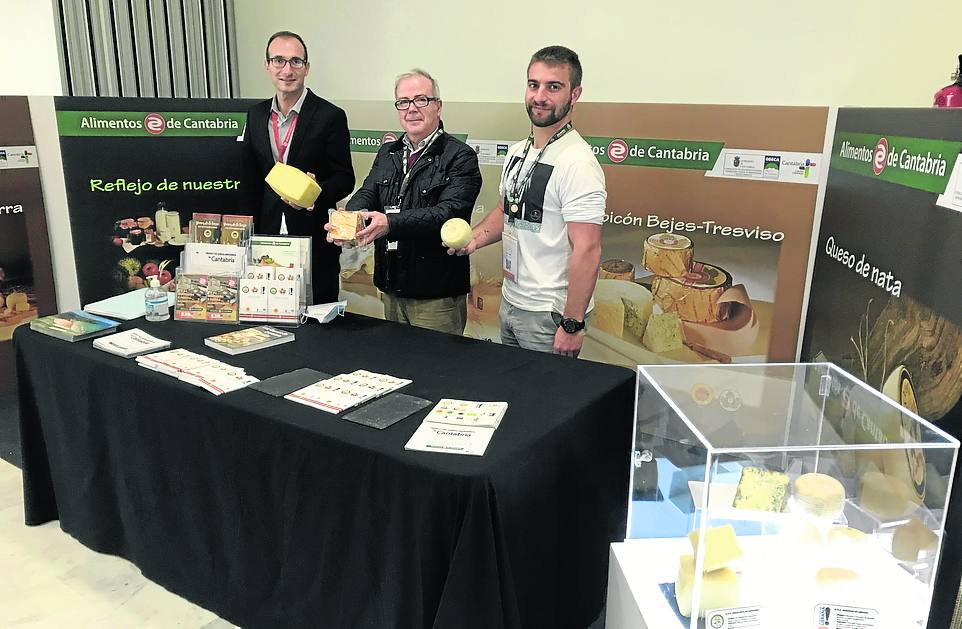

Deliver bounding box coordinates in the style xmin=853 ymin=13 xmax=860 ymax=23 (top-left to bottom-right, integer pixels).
xmin=793 ymin=473 xmax=845 ymax=519
xmin=440 ymin=218 xmax=472 ymax=249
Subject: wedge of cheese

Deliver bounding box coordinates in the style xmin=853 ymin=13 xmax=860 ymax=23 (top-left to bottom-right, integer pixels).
xmin=265 ymin=162 xmax=321 ymax=208
xmin=675 ymin=554 xmax=740 ymax=618
xmin=642 ymin=312 xmax=684 ymax=352
xmin=858 ymin=470 xmax=915 ymax=519
xmin=891 ymin=517 xmax=937 ymax=562
xmin=688 ymin=524 xmax=743 ymax=573
xmin=592 ymin=279 xmax=653 ymax=340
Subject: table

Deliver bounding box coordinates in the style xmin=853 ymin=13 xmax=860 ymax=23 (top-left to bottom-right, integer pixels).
xmin=16 ymin=315 xmax=634 ymax=629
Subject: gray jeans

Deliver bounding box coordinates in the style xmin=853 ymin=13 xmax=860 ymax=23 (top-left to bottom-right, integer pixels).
xmin=498 ymin=300 xmax=591 ymax=355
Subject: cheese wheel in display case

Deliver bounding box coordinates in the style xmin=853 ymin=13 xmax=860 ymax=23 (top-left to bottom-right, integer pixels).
xmin=651 ymin=262 xmax=733 ymax=323
xmin=591 ymin=279 xmax=653 ymax=340
xmin=858 ymin=470 xmax=917 ymax=519
xmin=642 ymin=232 xmax=693 ymax=277
xmin=598 ymin=259 xmax=634 ymax=281
xmin=792 ymin=472 xmax=845 ymax=519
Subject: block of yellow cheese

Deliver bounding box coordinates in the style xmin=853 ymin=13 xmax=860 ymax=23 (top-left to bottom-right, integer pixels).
xmin=440 ymin=218 xmax=472 ymax=249
xmin=891 ymin=516 xmax=937 ymax=562
xmin=328 ymin=210 xmax=364 ymax=242
xmin=265 ymin=162 xmax=321 ymax=208
xmin=688 ymin=524 xmax=743 ymax=573
xmin=675 ymin=554 xmax=741 ymax=618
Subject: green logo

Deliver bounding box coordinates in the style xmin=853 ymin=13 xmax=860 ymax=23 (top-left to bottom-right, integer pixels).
xmin=584 ymin=136 xmax=724 ymax=170
xmin=832 ymin=131 xmax=961 ymax=193
xmin=57 ymin=111 xmax=246 ymax=137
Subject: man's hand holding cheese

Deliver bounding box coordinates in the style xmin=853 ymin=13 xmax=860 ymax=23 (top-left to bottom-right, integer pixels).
xmin=456 ymin=46 xmax=605 ymax=358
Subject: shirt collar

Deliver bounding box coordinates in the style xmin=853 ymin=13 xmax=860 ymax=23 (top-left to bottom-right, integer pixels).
xmin=402 ymin=124 xmax=443 ymax=153
xmin=271 ymin=88 xmax=309 ymax=119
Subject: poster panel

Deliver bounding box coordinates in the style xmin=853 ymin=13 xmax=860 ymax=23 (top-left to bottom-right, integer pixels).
xmin=0 ymin=96 xmax=56 ymax=393
xmin=56 ymin=97 xmax=257 ymax=305
xmin=340 ymin=101 xmax=827 ymax=369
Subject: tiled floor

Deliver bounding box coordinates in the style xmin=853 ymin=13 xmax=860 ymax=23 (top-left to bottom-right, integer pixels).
xmin=0 ymin=459 xmax=233 ymax=628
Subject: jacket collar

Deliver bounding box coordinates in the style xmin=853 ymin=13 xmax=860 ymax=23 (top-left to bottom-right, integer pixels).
xmin=388 ymin=119 xmax=447 ymax=156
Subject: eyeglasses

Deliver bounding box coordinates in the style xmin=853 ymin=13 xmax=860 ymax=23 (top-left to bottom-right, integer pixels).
xmin=394 ymin=96 xmax=439 ymax=110
xmin=267 ymin=56 xmax=307 ymax=69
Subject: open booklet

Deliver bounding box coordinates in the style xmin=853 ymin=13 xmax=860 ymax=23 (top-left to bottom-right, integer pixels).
xmin=404 ymin=399 xmax=508 ymax=457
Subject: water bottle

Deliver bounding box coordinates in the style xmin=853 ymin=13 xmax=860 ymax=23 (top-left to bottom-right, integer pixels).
xmin=144 ymin=276 xmax=169 ymax=322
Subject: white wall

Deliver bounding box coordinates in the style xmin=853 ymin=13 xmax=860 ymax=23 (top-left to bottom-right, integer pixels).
xmin=0 ymin=2 xmax=62 ymax=96
xmin=235 ymin=1 xmax=962 ymax=107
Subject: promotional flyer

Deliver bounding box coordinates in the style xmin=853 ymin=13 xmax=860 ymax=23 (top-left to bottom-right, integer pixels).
xmin=339 ymin=101 xmax=828 ymax=369
xmin=56 ymin=97 xmax=256 ymax=305
xmin=0 ymin=97 xmax=56 ymax=393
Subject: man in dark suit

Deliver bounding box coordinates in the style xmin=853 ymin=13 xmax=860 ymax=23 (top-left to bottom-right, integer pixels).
xmin=240 ymin=31 xmax=354 ymax=304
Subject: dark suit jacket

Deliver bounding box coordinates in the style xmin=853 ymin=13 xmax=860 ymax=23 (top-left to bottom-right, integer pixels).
xmin=240 ymin=89 xmax=355 ymax=303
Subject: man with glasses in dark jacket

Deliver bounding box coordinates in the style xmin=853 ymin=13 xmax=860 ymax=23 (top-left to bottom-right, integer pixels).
xmin=240 ymin=30 xmax=354 ymax=304
xmin=326 ymin=69 xmax=482 ymax=334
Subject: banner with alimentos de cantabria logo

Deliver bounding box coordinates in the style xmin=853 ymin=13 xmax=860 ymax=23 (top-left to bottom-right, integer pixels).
xmin=338 ymin=100 xmax=828 ymax=369
xmin=803 ymin=111 xmax=962 ymax=429
xmin=55 ymin=98 xmax=257 ymax=305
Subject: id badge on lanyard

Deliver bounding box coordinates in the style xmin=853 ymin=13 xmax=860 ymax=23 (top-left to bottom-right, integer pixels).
xmin=385 ymin=205 xmax=400 ymax=251
xmin=502 ymin=223 xmax=519 ymax=282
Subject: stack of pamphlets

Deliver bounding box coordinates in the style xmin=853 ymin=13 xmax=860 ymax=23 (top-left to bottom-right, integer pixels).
xmin=93 ymin=328 xmax=171 ymax=358
xmin=136 ymin=348 xmax=258 ymax=395
xmin=404 ymin=399 xmax=509 ymax=457
xmin=83 ymin=288 xmax=176 ymax=320
xmin=284 ymin=369 xmax=411 ymax=414
xmin=204 ymin=326 xmax=295 ymax=355
xmin=29 ymin=311 xmax=120 ymax=342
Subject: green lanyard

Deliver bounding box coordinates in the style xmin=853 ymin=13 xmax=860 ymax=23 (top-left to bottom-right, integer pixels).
xmin=505 ymin=122 xmax=572 ymax=205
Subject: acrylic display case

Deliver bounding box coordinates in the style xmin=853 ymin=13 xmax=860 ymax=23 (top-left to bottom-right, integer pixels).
xmin=607 ymin=363 xmax=958 ymax=629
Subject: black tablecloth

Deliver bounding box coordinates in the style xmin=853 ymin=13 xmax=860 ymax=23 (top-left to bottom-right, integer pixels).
xmin=16 ymin=315 xmax=634 ymax=629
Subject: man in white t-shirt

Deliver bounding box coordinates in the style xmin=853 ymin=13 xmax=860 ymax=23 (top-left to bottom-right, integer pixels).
xmin=448 ymin=45 xmax=606 ymax=357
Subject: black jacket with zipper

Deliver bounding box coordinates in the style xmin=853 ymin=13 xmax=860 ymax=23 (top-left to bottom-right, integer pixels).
xmin=346 ymin=125 xmax=482 ymax=299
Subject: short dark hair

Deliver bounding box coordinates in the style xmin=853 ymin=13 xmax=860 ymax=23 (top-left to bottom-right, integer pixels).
xmin=266 ymin=31 xmax=308 ymax=62
xmin=529 ymin=45 xmax=582 ymax=88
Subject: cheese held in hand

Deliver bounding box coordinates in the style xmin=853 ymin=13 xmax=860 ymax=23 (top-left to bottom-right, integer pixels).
xmin=441 ymin=218 xmax=472 ymax=249
xmin=265 ymin=162 xmax=321 ymax=208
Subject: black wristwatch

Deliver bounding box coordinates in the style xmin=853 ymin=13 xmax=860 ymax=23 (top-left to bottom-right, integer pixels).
xmin=558 ymin=317 xmax=586 ymax=334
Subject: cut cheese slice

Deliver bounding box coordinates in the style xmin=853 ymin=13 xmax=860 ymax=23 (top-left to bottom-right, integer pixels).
xmin=592 ymin=279 xmax=653 ymax=340
xmin=732 ymin=466 xmax=789 ymax=512
xmin=328 ymin=210 xmax=363 ymax=242
xmin=816 ymin=567 xmax=859 ymax=586
xmin=675 ymin=554 xmax=740 ymax=618
xmin=642 ymin=312 xmax=684 ymax=352
xmin=891 ymin=517 xmax=937 ymax=562
xmin=688 ymin=524 xmax=743 ymax=572
xmin=265 ymin=162 xmax=321 ymax=208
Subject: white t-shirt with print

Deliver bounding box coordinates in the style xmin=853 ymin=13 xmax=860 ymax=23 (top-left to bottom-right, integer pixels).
xmin=498 ymin=128 xmax=606 ymax=314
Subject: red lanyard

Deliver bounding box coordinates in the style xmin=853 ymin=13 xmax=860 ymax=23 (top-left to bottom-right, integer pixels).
xmin=270 ymin=110 xmax=299 ymax=163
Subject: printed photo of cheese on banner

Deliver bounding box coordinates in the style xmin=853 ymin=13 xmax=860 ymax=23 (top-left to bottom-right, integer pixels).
xmin=578 ymin=104 xmax=827 ymax=367
xmin=339 ymin=101 xmax=827 ymax=368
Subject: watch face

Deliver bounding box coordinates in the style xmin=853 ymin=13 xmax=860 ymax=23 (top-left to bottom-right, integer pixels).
xmin=561 ymin=318 xmax=584 ymax=333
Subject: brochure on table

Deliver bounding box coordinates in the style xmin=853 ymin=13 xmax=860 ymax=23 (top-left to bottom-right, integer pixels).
xmin=404 ymin=399 xmax=509 ymax=457
xmin=607 ymin=362 xmax=958 ymax=629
